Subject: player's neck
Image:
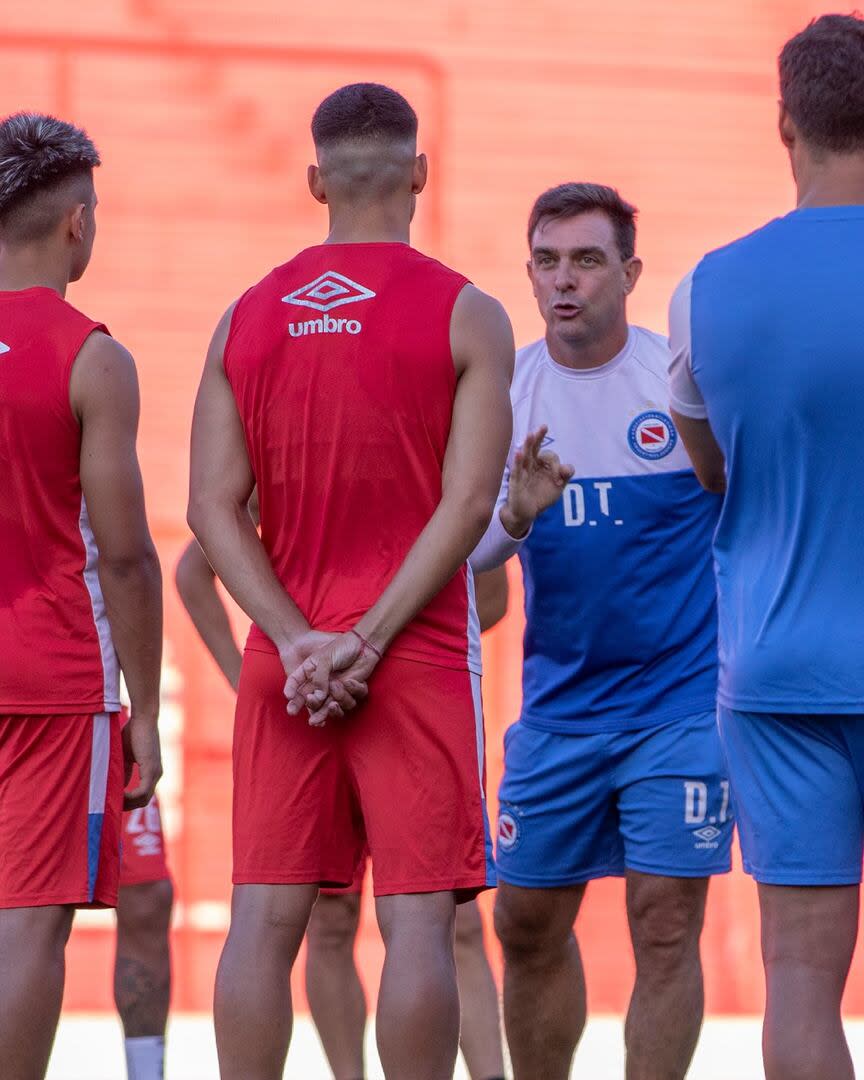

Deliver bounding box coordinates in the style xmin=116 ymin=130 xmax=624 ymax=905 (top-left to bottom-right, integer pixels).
xmin=546 ymin=321 xmax=629 ymax=371
xmin=795 ymin=153 xmax=864 ymax=209
xmin=324 ymin=204 xmax=411 ymax=245
xmin=0 ymin=250 xmax=70 ymax=297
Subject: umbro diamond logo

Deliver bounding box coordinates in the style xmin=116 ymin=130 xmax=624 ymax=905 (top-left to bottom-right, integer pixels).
xmin=0 ymin=341 xmax=10 ymax=355
xmin=694 ymin=826 xmax=721 ymax=843
xmin=282 ymin=271 xmax=376 ymax=313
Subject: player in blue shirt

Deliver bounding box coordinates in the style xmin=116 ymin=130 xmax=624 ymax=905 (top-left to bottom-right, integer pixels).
xmin=472 ymin=183 xmax=731 ymax=1080
xmin=669 ymin=15 xmax=864 ymax=1080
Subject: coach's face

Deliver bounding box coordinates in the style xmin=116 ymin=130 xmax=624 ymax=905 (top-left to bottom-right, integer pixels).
xmin=527 ymin=211 xmax=641 ymax=350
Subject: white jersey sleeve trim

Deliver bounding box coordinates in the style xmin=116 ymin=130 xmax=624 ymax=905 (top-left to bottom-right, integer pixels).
xmin=79 ymin=496 xmax=121 ymax=712
xmin=668 ymin=269 xmax=709 ymax=420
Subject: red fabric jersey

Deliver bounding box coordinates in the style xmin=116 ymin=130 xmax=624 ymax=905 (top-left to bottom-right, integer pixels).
xmin=224 ymin=243 xmax=481 ymax=672
xmin=0 ymin=287 xmax=120 ymax=713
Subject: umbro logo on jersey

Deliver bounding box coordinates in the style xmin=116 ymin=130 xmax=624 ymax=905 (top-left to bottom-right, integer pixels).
xmin=282 ymin=271 xmax=376 ymax=313
xmin=0 ymin=341 xmax=10 ymax=355
xmin=628 ymin=410 xmax=677 ymax=460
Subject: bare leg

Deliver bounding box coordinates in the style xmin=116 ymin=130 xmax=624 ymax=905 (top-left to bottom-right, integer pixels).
xmin=454 ymin=900 xmax=504 ymax=1080
xmin=114 ymin=879 xmax=174 ymax=1038
xmin=305 ymin=893 xmax=366 ymax=1080
xmin=0 ymin=905 xmax=74 ymax=1080
xmin=760 ymin=883 xmax=858 ymax=1080
xmin=494 ymin=883 xmax=586 ymax=1080
xmin=624 ymin=872 xmax=708 ymax=1080
xmin=375 ymin=891 xmax=459 ymax=1080
xmin=214 ymin=883 xmax=318 ymax=1080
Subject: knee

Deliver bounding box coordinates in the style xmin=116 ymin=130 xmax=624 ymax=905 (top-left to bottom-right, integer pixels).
xmin=454 ymin=901 xmax=485 ymax=953
xmin=494 ymin=893 xmax=569 ymax=964
xmin=307 ymin=894 xmax=360 ymax=955
xmin=118 ymin=879 xmax=174 ymax=938
xmin=629 ymin=881 xmax=704 ymax=971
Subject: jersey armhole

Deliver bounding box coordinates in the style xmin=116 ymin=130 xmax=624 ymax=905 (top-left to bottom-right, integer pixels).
xmin=66 ymin=323 xmax=111 ymax=427
xmin=222 ymin=286 xmax=256 ymax=385
xmin=447 ymin=277 xmax=474 ymax=383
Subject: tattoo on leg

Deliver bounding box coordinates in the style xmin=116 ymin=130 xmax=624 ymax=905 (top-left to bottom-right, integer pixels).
xmin=115 ymin=955 xmax=170 ymax=1037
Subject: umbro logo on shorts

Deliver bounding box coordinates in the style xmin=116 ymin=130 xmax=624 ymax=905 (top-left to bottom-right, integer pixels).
xmin=693 ymin=825 xmax=721 ymax=849
xmin=0 ymin=341 xmax=10 ymax=355
xmin=282 ymin=271 xmax=376 ymax=313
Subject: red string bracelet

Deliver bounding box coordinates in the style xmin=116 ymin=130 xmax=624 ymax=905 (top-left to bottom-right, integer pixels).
xmin=349 ymin=628 xmax=383 ymax=660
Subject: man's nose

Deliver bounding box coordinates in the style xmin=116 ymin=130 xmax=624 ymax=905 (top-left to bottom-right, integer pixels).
xmin=554 ymin=264 xmax=577 ymax=291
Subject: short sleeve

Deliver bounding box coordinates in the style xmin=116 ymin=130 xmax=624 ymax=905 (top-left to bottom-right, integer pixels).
xmin=668 ymin=269 xmax=708 ymax=420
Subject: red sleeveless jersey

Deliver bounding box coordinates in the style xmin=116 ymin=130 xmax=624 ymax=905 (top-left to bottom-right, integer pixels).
xmin=0 ymin=287 xmax=120 ymax=713
xmin=225 ymin=243 xmax=481 ymax=673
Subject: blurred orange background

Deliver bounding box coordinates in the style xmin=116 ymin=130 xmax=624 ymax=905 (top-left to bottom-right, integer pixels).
xmin=3 ymin=0 xmax=857 ymax=1018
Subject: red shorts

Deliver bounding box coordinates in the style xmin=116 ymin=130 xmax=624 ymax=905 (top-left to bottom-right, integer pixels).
xmin=120 ymin=770 xmax=171 ymax=888
xmin=320 ymin=852 xmax=367 ymax=897
xmin=233 ymin=648 xmax=495 ymax=900
xmin=0 ymin=712 xmax=124 ymax=908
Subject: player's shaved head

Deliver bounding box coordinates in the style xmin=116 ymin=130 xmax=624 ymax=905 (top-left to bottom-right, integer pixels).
xmin=311 ymin=84 xmax=419 ymax=200
xmin=0 ymin=113 xmax=100 ymax=245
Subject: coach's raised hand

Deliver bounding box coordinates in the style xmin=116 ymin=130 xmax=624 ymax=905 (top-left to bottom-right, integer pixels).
xmin=500 ymin=425 xmax=575 ymax=538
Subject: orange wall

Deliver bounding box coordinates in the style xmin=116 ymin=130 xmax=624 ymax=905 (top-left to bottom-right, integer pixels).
xmin=3 ymin=0 xmax=853 ymax=1015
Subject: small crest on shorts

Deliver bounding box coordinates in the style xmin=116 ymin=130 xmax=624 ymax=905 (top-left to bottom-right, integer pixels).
xmin=497 ymin=809 xmax=522 ymax=853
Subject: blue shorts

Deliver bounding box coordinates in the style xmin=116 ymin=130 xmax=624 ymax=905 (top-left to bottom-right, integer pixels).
xmin=719 ymin=708 xmax=864 ymax=886
xmin=496 ymin=711 xmax=733 ymax=887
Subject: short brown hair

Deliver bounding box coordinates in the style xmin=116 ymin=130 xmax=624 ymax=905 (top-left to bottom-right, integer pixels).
xmin=527 ymin=183 xmax=637 ymax=260
xmin=780 ymin=13 xmax=864 ymax=154
xmin=312 ymin=83 xmax=418 ymax=147
xmin=0 ymin=112 xmax=99 ymax=243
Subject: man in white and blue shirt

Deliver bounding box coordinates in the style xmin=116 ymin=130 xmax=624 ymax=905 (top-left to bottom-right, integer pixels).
xmin=669 ymin=16 xmax=864 ymax=1080
xmin=472 ymin=183 xmax=730 ymax=1080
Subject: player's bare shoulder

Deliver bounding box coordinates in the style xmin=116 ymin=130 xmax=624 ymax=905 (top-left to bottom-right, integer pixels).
xmin=450 ymin=283 xmax=515 ymax=379
xmin=69 ymin=331 xmax=139 ymax=420
xmin=205 ymin=300 xmax=240 ymax=372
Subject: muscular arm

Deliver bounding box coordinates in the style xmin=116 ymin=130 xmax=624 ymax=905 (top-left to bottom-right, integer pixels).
xmin=175 ymin=539 xmax=243 ymax=691
xmin=187 ymin=305 xmax=311 ymax=662
xmin=668 ymin=270 xmax=726 ymax=495
xmin=287 ymin=285 xmax=515 ymax=720
xmin=69 ymin=332 xmax=163 ymax=807
xmin=475 ymin=566 xmax=509 ymax=633
xmin=670 ymin=411 xmax=726 ymax=495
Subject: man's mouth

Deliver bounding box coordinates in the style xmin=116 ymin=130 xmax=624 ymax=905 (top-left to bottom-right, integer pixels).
xmin=552 ymin=301 xmax=583 ymax=318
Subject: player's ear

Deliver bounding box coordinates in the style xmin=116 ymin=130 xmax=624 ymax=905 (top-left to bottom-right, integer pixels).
xmin=623 ymin=256 xmax=643 ymax=294
xmin=411 ymin=153 xmax=428 ymax=195
xmin=68 ymin=202 xmax=87 ymax=244
xmin=308 ymin=164 xmax=328 ymax=205
xmin=778 ymin=101 xmax=796 ymax=150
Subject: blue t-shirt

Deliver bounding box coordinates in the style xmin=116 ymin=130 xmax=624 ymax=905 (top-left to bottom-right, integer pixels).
xmin=473 ymin=327 xmax=720 ymax=734
xmin=669 ymin=205 xmax=864 ymax=713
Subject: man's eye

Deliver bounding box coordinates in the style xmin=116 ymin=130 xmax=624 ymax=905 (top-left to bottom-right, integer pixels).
xmin=581 ymin=256 xmax=599 ymax=267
